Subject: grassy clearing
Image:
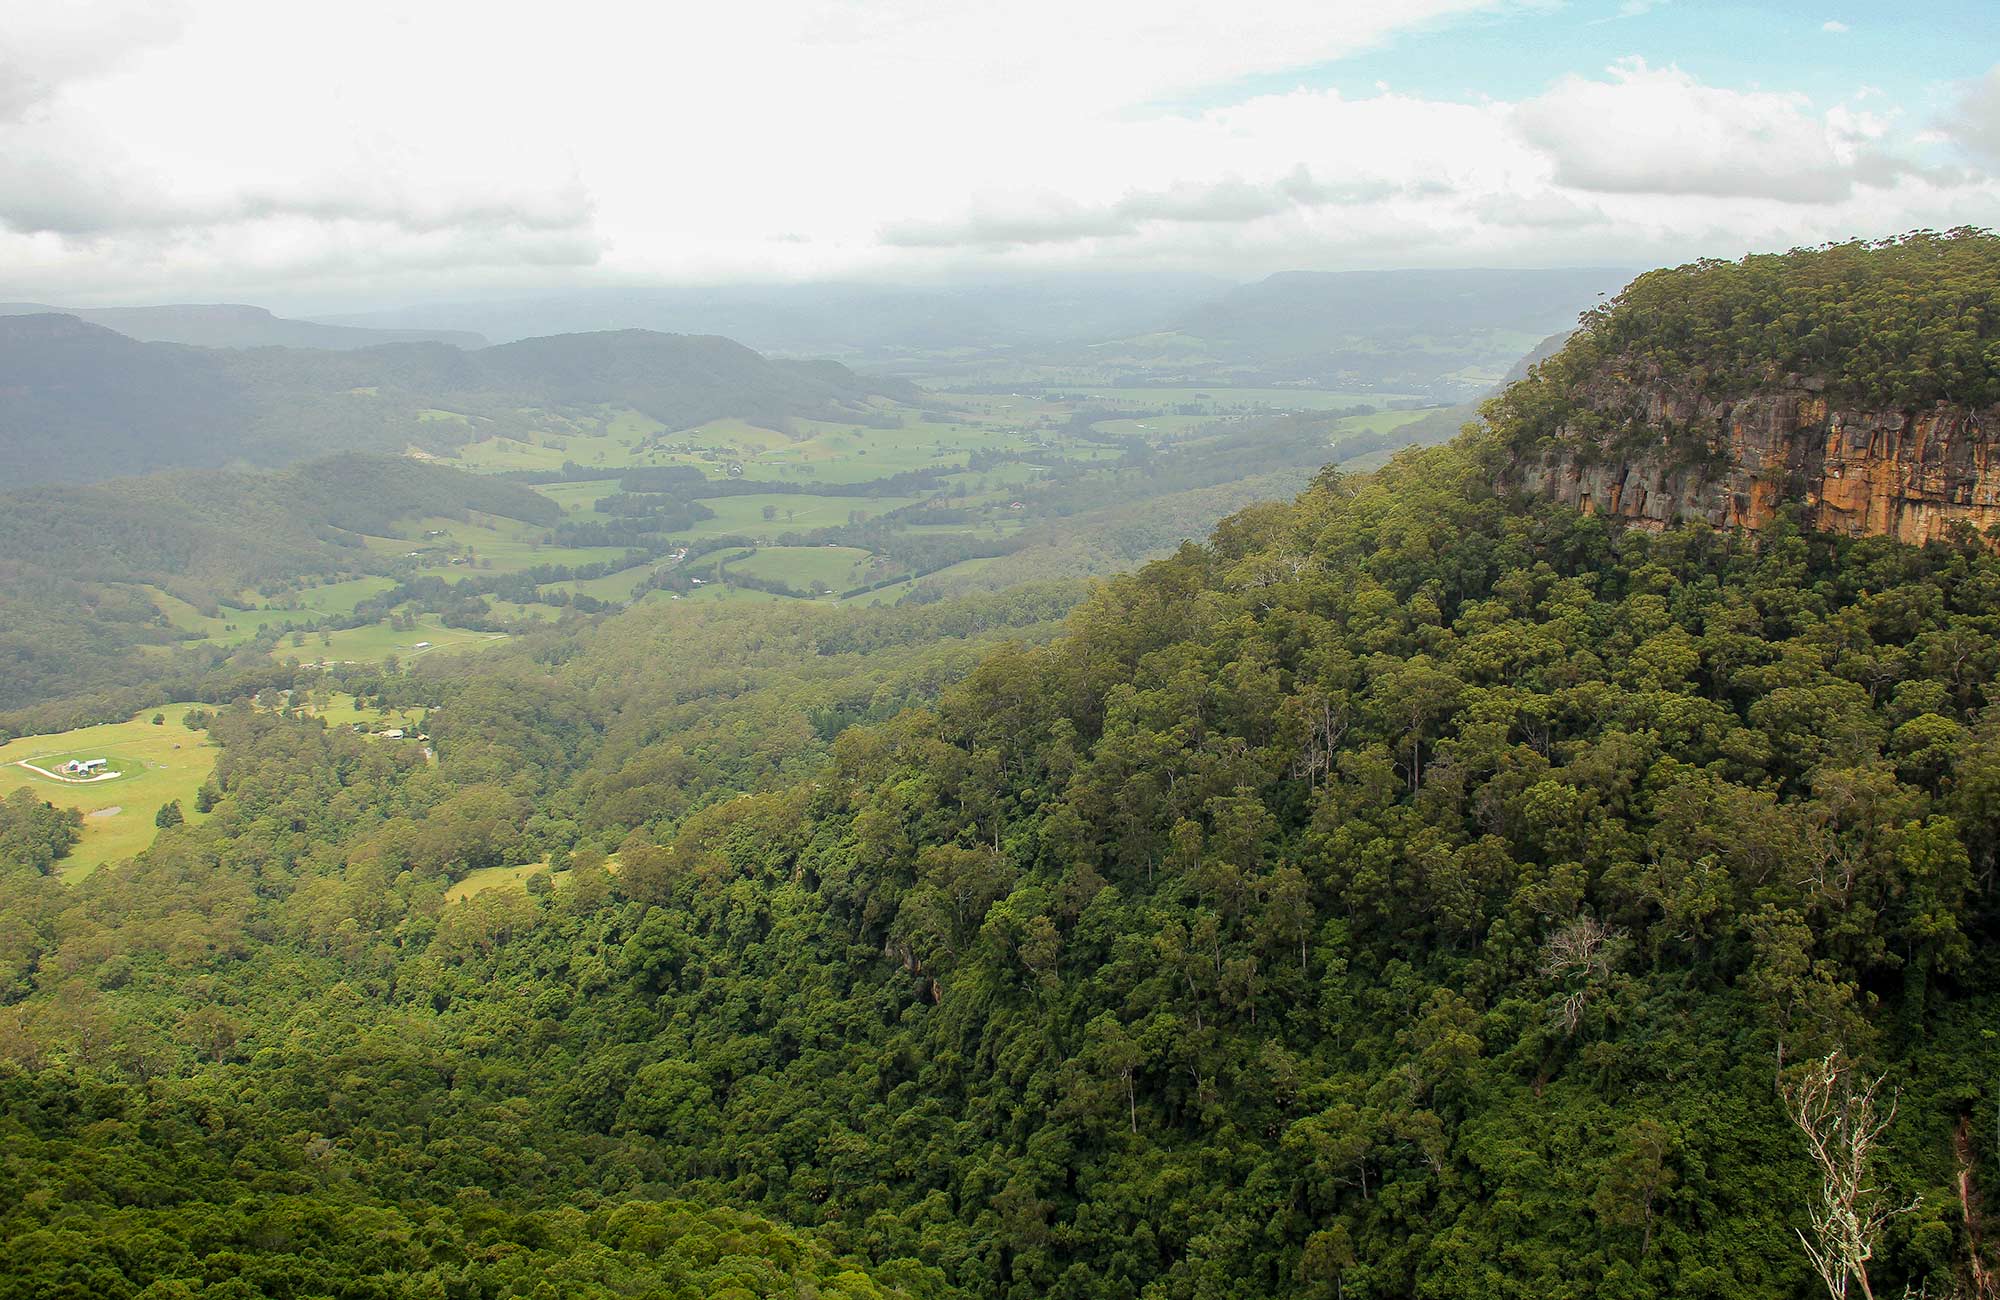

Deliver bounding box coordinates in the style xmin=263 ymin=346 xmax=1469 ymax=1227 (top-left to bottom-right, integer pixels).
xmin=359 ymin=514 xmax=633 ymax=576
xmin=147 ymin=589 xmax=261 ymax=645
xmin=0 ymin=706 xmax=217 ymax=880
xmin=149 ymin=584 xmax=397 ymax=649
xmin=675 ymin=418 xmax=795 ymax=453
xmin=843 ymin=555 xmax=1000 ymax=607
xmin=535 ymin=479 xmax=627 ymax=513
xmin=1327 ymin=408 xmax=1438 ymax=438
xmin=726 ymin=546 xmax=883 ymax=593
xmin=288 ymin=575 xmax=400 ymax=616
xmin=684 ymin=493 xmax=926 ymax=539
xmin=1060 ymin=386 xmax=1424 ymax=409
xmin=446 ymin=861 xmax=561 ymax=902
xmin=482 ymin=598 xmax=574 ymax=623
xmin=289 ymin=691 xmax=425 ymax=733
xmin=641 ymin=584 xmax=791 ymax=608
xmin=1089 ymin=415 xmax=1217 ymax=438
xmin=541 ymin=569 xmax=658 ymax=604
xmin=310 ymin=616 xmax=505 ymax=665
xmin=750 ymin=422 xmax=1047 ymax=484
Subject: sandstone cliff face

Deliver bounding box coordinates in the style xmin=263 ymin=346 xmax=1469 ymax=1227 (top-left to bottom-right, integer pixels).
xmin=1513 ymin=383 xmax=2000 ymax=546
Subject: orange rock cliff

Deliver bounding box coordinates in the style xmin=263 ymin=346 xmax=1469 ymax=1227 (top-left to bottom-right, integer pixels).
xmin=1511 ymin=382 xmax=2000 ymax=546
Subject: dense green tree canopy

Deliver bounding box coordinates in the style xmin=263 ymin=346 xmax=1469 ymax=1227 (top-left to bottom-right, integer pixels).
xmin=3 ymin=419 xmax=1997 ymax=1296
xmin=1488 ymin=227 xmax=2000 ymax=461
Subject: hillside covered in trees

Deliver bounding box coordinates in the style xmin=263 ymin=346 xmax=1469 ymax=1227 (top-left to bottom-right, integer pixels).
xmin=0 ymin=315 xmax=913 ymax=485
xmin=0 ymin=455 xmax=561 ymax=714
xmin=5 ymin=233 xmax=1999 ymax=1299
xmin=1488 ymin=228 xmax=2000 ymax=458
xmin=5 ymin=416 xmax=1999 ymax=1295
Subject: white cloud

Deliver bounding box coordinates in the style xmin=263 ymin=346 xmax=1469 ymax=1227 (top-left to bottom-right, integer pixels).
xmin=0 ymin=1 xmax=1991 ymax=305
xmin=1512 ymin=58 xmax=1922 ymax=203
xmin=1823 ymin=19 xmax=1849 ymax=33
xmin=1946 ymin=65 xmax=2000 ymax=163
xmin=882 ymin=169 xmax=1403 ymax=249
xmin=0 ymin=0 xmax=188 ymax=122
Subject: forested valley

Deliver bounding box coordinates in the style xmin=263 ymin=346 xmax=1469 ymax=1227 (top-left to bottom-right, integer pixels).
xmin=4 ymin=236 xmax=2000 ymax=1300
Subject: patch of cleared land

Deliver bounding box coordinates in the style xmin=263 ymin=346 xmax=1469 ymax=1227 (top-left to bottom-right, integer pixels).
xmin=1063 ymin=386 xmax=1424 ymax=410
xmin=447 ymin=861 xmax=560 ymax=902
xmin=310 ymin=616 xmax=504 ymax=665
xmin=683 ymin=493 xmax=927 ymax=539
xmin=359 ymin=514 xmax=635 ymax=577
xmin=725 ymin=546 xmax=885 ymax=594
xmin=535 ymin=479 xmax=627 ymax=513
xmin=0 ymin=706 xmax=218 ymax=880
xmin=288 ymin=690 xmax=425 ymax=733
xmin=843 ymin=556 xmax=1001 ymax=607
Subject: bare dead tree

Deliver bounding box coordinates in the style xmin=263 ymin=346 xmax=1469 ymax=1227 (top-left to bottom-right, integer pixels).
xmin=1541 ymin=915 xmax=1621 ymax=1034
xmin=1288 ymin=691 xmax=1350 ymax=791
xmin=1783 ymin=1051 xmax=1918 ymax=1300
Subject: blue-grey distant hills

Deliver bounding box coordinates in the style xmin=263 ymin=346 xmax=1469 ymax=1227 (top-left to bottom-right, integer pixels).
xmin=313 ymin=274 xmax=1232 ymax=355
xmin=321 ymin=267 xmax=1631 ymax=398
xmin=0 ymin=301 xmax=487 ymax=350
xmin=0 ymin=314 xmax=914 ymax=486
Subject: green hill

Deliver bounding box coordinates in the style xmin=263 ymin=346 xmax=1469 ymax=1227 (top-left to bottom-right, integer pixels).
xmin=0 ymin=455 xmax=560 ymax=711
xmin=4 ymin=238 xmax=1999 ymax=1297
xmin=3 ymin=427 xmax=1997 ymax=1294
xmin=0 ymin=300 xmax=487 ymax=349
xmin=0 ymin=315 xmax=914 ymax=485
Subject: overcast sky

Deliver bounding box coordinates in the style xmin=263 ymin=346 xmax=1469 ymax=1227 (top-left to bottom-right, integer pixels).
xmin=1 ymin=0 xmax=1995 ymax=310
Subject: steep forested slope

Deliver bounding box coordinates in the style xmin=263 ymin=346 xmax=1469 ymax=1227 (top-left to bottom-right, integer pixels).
xmin=5 ymin=233 xmax=1997 ymax=1298
xmin=3 ymin=426 xmax=1996 ymax=1297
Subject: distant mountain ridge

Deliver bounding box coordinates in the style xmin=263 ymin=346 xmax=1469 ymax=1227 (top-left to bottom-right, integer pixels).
xmin=323 ymin=267 xmax=1629 ymax=397
xmin=0 ymin=301 xmax=486 ymax=350
xmin=0 ymin=315 xmax=914 ymax=486
xmin=314 ymin=274 xmax=1233 ymax=355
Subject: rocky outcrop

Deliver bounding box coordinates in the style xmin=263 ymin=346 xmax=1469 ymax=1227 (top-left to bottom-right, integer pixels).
xmin=1512 ymin=383 xmax=2000 ymax=546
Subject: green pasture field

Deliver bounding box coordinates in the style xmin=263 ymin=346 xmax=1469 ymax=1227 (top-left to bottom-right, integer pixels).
xmin=446 ymin=407 xmax=661 ymax=471
xmin=149 ymin=581 xmax=395 ymax=648
xmin=0 ymin=705 xmax=218 ymax=880
xmin=641 ymin=584 xmax=791 ymax=608
xmin=843 ymin=555 xmax=1001 ymax=607
xmin=287 ymin=575 xmax=399 ymax=616
xmin=604 ymin=408 xmax=668 ymax=441
xmin=1088 ymin=414 xmax=1219 ymax=439
xmin=534 ymin=479 xmax=627 ymax=514
xmin=684 ymin=493 xmax=927 ymax=539
xmin=747 ymin=421 xmax=1048 ymax=484
xmin=445 ymin=862 xmax=562 ymax=903
xmin=673 ymin=418 xmax=795 ymax=453
xmin=482 ymin=599 xmax=575 ymax=623
xmin=724 ymin=546 xmax=885 ymax=593
xmin=446 ymin=435 xmax=573 ymax=471
xmin=540 ymin=568 xmax=658 ymax=605
xmin=147 ymin=589 xmax=261 ymax=645
xmin=359 ymin=515 xmax=633 ymax=576
xmin=1062 ymin=386 xmax=1424 ymax=410
xmin=309 ymin=616 xmax=504 ymax=665
xmin=1327 ymin=408 xmax=1438 ymax=438
xmin=290 ymin=691 xmax=426 ymax=733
